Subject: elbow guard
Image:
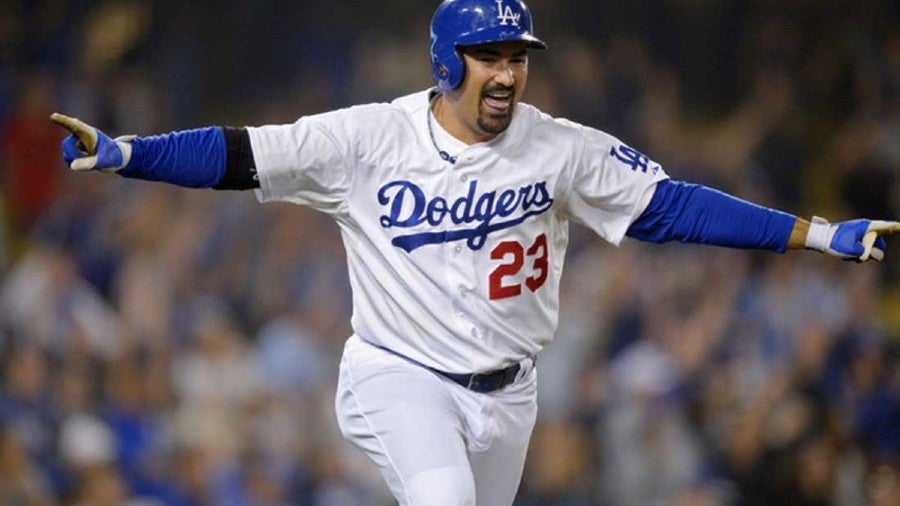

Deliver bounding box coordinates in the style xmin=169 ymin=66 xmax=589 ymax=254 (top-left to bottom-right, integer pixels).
xmin=214 ymin=127 xmax=259 ymax=190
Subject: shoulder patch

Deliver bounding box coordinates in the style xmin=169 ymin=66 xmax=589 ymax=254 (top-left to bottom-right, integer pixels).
xmin=609 ymin=144 xmax=660 ymax=175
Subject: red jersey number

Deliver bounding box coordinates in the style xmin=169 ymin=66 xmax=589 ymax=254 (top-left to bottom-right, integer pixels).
xmin=489 ymin=233 xmax=549 ymax=300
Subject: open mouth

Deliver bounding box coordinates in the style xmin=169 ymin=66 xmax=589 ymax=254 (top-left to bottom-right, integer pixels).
xmin=482 ymin=89 xmax=514 ymax=114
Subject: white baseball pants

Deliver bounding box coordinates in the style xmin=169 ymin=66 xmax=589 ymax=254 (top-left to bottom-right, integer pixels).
xmin=335 ymin=335 xmax=538 ymax=506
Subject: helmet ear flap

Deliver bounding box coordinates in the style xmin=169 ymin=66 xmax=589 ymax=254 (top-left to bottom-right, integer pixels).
xmin=432 ymin=45 xmax=465 ymax=92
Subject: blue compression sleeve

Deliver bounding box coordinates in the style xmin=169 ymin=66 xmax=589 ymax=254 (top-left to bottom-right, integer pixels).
xmin=119 ymin=127 xmax=225 ymax=188
xmin=626 ymin=179 xmax=797 ymax=253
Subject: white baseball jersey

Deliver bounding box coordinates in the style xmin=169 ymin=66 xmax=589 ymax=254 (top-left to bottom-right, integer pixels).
xmin=248 ymin=89 xmax=668 ymax=374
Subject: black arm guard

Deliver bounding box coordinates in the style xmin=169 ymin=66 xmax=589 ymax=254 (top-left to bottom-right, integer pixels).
xmin=213 ymin=127 xmax=259 ymax=190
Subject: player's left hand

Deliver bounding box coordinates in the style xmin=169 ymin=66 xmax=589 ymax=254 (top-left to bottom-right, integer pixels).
xmin=50 ymin=113 xmax=134 ymax=172
xmin=805 ymin=216 xmax=900 ymax=262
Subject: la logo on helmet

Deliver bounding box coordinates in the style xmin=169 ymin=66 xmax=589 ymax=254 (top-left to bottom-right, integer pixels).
xmin=495 ymin=0 xmax=521 ymax=27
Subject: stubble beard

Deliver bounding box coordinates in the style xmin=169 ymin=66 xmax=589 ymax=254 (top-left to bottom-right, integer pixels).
xmin=477 ymin=103 xmax=514 ymax=136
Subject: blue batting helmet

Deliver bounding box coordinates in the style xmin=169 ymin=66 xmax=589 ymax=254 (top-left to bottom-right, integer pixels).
xmin=430 ymin=0 xmax=547 ymax=92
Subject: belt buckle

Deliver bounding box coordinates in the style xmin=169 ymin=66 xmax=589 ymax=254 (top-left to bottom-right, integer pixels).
xmin=466 ymin=373 xmax=483 ymax=391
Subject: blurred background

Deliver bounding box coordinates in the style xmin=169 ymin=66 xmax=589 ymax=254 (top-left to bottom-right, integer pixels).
xmin=1 ymin=0 xmax=899 ymax=504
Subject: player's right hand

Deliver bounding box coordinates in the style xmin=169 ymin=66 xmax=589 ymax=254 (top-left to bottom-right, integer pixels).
xmin=50 ymin=113 xmax=134 ymax=172
xmin=805 ymin=216 xmax=900 ymax=262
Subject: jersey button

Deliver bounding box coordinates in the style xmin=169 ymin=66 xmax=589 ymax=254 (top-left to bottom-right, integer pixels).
xmin=470 ymin=327 xmax=478 ymax=337
xmin=461 ymin=174 xmax=469 ymax=182
xmin=454 ymin=244 xmax=462 ymax=253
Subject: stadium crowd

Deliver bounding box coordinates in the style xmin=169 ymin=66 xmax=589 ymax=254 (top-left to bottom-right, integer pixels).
xmin=1 ymin=1 xmax=899 ymax=504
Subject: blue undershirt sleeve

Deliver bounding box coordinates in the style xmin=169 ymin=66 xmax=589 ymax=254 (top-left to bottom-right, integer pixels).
xmin=626 ymin=179 xmax=797 ymax=253
xmin=118 ymin=127 xmax=226 ymax=188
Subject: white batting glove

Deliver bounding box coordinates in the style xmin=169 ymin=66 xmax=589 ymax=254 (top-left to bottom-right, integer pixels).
xmin=51 ymin=113 xmax=134 ymax=172
xmin=805 ymin=216 xmax=900 ymax=262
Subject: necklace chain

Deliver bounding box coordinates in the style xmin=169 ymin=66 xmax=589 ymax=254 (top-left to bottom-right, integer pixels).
xmin=427 ymin=95 xmax=457 ymax=165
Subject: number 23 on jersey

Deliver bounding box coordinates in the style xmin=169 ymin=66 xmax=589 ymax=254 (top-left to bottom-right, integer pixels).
xmin=489 ymin=233 xmax=549 ymax=300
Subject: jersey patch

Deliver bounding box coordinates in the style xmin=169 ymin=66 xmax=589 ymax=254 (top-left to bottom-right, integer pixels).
xmin=610 ymin=144 xmax=660 ymax=175
xmin=378 ymin=179 xmax=554 ymax=252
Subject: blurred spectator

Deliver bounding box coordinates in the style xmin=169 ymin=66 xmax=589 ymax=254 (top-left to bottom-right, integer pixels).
xmin=0 ymin=243 xmax=122 ymax=357
xmin=518 ymin=421 xmax=593 ymax=505
xmin=0 ymin=423 xmax=56 ymax=506
xmin=0 ymin=344 xmax=63 ymax=493
xmin=1 ymin=70 xmax=63 ymax=233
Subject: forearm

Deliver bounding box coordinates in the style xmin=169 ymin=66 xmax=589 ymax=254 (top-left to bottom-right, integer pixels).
xmin=121 ymin=127 xmax=226 ymax=187
xmin=628 ymin=182 xmax=891 ymax=261
xmin=626 ymin=179 xmax=797 ymax=252
xmin=120 ymin=127 xmax=258 ymax=190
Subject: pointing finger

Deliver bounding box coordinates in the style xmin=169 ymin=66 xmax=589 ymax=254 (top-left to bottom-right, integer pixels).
xmin=860 ymin=222 xmax=899 ymax=261
xmin=867 ymin=220 xmax=900 ymax=236
xmin=50 ymin=113 xmax=98 ymax=153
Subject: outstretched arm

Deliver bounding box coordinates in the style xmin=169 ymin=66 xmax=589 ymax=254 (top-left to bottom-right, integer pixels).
xmin=50 ymin=113 xmax=259 ymax=190
xmin=627 ymin=179 xmax=898 ymax=262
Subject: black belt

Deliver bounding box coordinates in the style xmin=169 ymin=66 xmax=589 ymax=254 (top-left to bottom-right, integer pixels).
xmin=362 ymin=339 xmax=529 ymax=393
xmin=432 ymin=363 xmax=522 ymax=393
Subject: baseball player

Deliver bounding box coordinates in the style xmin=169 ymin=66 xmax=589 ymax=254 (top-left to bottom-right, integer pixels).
xmin=52 ymin=0 xmax=899 ymax=504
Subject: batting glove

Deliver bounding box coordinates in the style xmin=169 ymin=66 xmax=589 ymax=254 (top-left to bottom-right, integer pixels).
xmin=51 ymin=113 xmax=134 ymax=172
xmin=805 ymin=216 xmax=900 ymax=262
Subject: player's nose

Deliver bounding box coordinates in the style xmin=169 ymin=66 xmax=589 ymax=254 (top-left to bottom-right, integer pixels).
xmin=492 ymin=64 xmax=515 ymax=86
